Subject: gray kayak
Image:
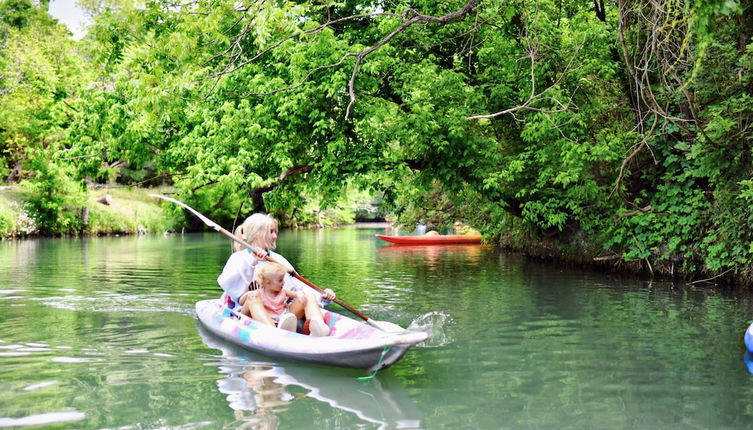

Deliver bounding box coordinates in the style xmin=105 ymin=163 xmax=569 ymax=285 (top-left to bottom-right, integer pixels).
xmin=195 ymin=299 xmax=428 ymax=371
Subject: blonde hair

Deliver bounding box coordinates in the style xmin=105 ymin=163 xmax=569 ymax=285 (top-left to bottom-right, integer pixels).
xmin=233 ymin=213 xmax=277 ymax=252
xmin=255 ymin=261 xmax=288 ymax=283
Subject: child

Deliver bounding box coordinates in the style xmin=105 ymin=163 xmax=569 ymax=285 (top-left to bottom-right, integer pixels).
xmin=240 ymin=261 xmax=330 ymax=337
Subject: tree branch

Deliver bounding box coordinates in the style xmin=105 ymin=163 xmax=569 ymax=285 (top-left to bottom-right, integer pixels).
xmin=343 ymin=1 xmax=478 ymax=119
xmin=468 ymin=31 xmax=583 ymax=120
xmin=208 ymin=2 xmax=478 ymax=119
xmin=251 ymin=164 xmax=314 ymax=212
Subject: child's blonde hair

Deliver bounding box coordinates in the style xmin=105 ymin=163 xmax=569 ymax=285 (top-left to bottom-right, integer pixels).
xmin=255 ymin=261 xmax=288 ymax=284
xmin=234 ymin=213 xmax=277 ymax=252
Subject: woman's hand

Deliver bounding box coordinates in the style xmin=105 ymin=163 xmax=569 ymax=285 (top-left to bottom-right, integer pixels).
xmin=251 ymin=246 xmax=267 ymax=260
xmin=322 ymin=288 xmax=336 ymax=301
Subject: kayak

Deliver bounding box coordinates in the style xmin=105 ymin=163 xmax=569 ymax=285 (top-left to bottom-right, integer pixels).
xmin=745 ymin=322 xmax=753 ymax=353
xmin=195 ymin=299 xmax=428 ymax=371
xmin=375 ymin=234 xmax=482 ymax=245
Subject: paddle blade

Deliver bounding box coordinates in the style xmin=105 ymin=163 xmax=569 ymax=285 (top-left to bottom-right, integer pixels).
xmin=149 ymin=194 xmax=221 ymax=231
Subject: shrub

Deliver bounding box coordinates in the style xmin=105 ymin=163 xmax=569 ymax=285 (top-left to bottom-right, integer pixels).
xmin=22 ymin=154 xmax=86 ymax=235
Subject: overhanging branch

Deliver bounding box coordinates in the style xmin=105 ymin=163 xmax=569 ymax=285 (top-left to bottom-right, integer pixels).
xmin=209 ymin=1 xmax=478 ymax=119
xmin=468 ymin=32 xmax=583 ymax=120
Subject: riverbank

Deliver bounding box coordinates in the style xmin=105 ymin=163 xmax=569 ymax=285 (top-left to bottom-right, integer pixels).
xmin=0 ymin=186 xmax=381 ymax=238
xmin=1 ymin=186 xmax=745 ymax=287
xmin=495 ymin=229 xmax=748 ymax=288
xmin=0 ymin=187 xmax=180 ymax=238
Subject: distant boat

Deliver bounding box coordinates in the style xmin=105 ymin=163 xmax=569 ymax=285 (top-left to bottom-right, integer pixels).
xmin=375 ymin=234 xmax=482 ymax=245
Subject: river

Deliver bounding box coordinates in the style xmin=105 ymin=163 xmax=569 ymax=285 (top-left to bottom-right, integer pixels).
xmin=2 ymin=226 xmax=753 ymax=429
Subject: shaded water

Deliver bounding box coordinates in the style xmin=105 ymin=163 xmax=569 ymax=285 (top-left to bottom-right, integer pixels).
xmin=2 ymin=227 xmax=753 ymax=429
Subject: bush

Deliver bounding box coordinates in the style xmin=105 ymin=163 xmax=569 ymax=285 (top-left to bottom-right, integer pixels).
xmin=22 ymin=154 xmax=86 ymax=235
xmin=0 ymin=210 xmax=12 ymax=237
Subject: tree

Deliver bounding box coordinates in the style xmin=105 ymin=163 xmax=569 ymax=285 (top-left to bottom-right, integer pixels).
xmin=65 ymin=0 xmax=753 ymax=282
xmin=0 ymin=0 xmax=92 ymax=182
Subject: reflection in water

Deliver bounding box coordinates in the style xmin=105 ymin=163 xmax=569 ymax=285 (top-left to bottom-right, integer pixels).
xmin=744 ymin=352 xmax=753 ymax=375
xmin=198 ymin=323 xmax=423 ymax=429
xmin=6 ymin=231 xmax=753 ymax=428
xmin=373 ymin=243 xmax=487 ymax=338
xmin=218 ymin=364 xmax=289 ymax=430
xmin=376 ymin=244 xmax=486 ymax=265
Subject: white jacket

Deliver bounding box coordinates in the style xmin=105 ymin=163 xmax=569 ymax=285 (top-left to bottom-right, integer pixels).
xmin=217 ymin=248 xmax=329 ymax=306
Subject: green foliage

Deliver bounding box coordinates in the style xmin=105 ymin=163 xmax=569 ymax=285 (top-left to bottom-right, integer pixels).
xmin=0 ymin=0 xmax=92 ymax=236
xmin=598 ymin=0 xmax=753 ymax=276
xmin=2 ymin=0 xmax=753 ymax=282
xmin=22 ymin=153 xmax=86 ymax=235
xmin=0 ymin=187 xmax=36 ymax=236
xmin=0 ymin=0 xmax=92 ymax=182
xmin=0 ymin=208 xmax=12 ymax=237
xmin=0 ymin=0 xmax=57 ymax=33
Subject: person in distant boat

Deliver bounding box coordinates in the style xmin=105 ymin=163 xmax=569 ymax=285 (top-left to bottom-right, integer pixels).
xmin=424 ymin=230 xmax=440 ymax=236
xmin=217 ymin=213 xmax=335 ymax=336
xmin=453 ymin=221 xmax=480 ymax=236
xmin=244 ymin=261 xmax=329 ymax=336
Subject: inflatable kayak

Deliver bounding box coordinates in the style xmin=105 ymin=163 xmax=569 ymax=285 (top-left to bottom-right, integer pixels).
xmin=196 ymin=299 xmax=427 ymax=371
xmin=375 ymin=234 xmax=482 ymax=245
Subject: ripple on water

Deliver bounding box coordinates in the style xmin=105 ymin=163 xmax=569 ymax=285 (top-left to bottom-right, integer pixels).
xmin=0 ymin=411 xmax=85 ymax=427
xmin=0 ymin=339 xmax=186 ymax=378
xmin=51 ymin=357 xmax=102 ymax=364
xmin=0 ymin=351 xmax=31 ymax=357
xmin=34 ymin=294 xmax=194 ymax=316
xmin=22 ymin=381 xmax=58 ymax=391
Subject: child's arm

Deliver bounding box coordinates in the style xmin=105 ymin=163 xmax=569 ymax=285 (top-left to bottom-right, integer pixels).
xmin=285 ymin=275 xmax=333 ymax=307
xmin=285 ymin=289 xmax=305 ymax=303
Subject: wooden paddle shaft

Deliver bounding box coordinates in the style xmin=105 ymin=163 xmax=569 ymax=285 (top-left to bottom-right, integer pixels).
xmin=288 ymin=272 xmax=370 ymax=322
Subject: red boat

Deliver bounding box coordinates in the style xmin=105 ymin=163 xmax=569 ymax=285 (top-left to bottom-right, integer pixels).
xmin=375 ymin=234 xmax=482 ymax=245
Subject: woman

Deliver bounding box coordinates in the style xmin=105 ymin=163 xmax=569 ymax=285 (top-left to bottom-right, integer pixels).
xmin=217 ymin=213 xmax=335 ymax=336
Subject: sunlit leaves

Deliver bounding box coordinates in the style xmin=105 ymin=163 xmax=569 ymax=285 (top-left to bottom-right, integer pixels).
xmin=3 ymin=0 xmax=752 ymax=280
xmin=0 ymin=1 xmax=93 ymax=185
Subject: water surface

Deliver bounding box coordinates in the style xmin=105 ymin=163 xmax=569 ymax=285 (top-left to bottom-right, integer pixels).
xmin=1 ymin=228 xmax=753 ymax=429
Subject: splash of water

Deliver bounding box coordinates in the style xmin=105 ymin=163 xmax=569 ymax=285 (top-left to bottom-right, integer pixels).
xmin=407 ymin=311 xmax=454 ymax=348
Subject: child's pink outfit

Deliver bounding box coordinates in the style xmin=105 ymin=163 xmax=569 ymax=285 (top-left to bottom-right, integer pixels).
xmin=256 ymin=288 xmax=287 ymax=319
xmin=254 ymin=288 xmax=297 ymax=332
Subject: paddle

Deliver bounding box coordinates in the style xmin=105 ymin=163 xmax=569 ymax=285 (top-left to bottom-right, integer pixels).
xmin=150 ymin=194 xmax=407 ymax=334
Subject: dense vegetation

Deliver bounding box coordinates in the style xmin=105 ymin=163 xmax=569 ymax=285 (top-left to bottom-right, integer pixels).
xmin=1 ymin=0 xmax=752 ymax=284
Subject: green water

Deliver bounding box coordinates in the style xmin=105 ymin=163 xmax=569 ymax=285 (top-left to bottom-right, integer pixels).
xmin=2 ymin=227 xmax=753 ymax=429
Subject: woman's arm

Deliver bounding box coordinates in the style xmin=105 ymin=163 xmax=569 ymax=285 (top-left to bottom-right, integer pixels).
xmin=217 ymin=251 xmax=259 ymax=302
